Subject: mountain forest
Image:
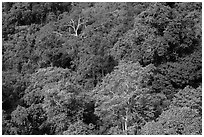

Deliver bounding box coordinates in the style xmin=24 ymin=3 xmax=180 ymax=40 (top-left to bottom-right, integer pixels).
xmin=2 ymin=2 xmax=202 ymax=135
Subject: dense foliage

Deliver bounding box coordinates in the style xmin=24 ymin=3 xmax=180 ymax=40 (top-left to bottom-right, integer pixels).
xmin=2 ymin=2 xmax=202 ymax=135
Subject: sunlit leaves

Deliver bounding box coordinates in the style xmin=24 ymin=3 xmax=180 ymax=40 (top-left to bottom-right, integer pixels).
xmin=63 ymin=120 xmax=95 ymax=135
xmin=2 ymin=2 xmax=202 ymax=135
xmin=172 ymin=86 xmax=202 ymax=114
xmin=92 ymin=61 xmax=156 ymax=134
xmin=141 ymin=107 xmax=202 ymax=135
xmin=23 ymin=67 xmax=73 ymax=106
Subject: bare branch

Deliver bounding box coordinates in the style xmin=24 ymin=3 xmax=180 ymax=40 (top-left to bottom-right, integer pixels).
xmin=63 ymin=17 xmax=87 ymax=37
xmin=64 ymin=24 xmax=75 ymax=31
xmin=70 ymin=19 xmax=75 ymax=26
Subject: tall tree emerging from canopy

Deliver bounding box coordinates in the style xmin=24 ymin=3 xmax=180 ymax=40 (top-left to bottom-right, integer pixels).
xmin=91 ymin=61 xmax=168 ymax=134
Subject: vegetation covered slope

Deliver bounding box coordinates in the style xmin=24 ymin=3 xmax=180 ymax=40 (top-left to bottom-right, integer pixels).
xmin=2 ymin=2 xmax=202 ymax=135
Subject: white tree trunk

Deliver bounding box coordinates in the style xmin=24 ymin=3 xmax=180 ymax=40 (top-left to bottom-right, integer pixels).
xmin=124 ymin=108 xmax=128 ymax=135
xmin=65 ymin=17 xmax=86 ymax=37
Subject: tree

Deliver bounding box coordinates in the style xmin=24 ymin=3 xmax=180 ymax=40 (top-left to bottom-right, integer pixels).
xmin=110 ymin=3 xmax=173 ymax=65
xmin=140 ymin=106 xmax=202 ymax=135
xmin=2 ymin=71 xmax=29 ymax=111
xmin=63 ymin=120 xmax=96 ymax=135
xmin=58 ymin=4 xmax=89 ymax=37
xmin=42 ymin=80 xmax=86 ymax=134
xmin=34 ymin=22 xmax=73 ymax=68
xmin=23 ymin=67 xmax=74 ymax=106
xmin=2 ymin=2 xmax=202 ymax=135
xmin=158 ymin=49 xmax=202 ymax=89
xmin=92 ymin=61 xmax=168 ymax=134
xmin=22 ymin=67 xmax=94 ymax=134
xmin=110 ymin=2 xmax=201 ymax=66
xmin=9 ymin=67 xmax=75 ymax=135
xmin=9 ymin=104 xmax=47 ymax=135
xmin=172 ymin=86 xmax=202 ymax=114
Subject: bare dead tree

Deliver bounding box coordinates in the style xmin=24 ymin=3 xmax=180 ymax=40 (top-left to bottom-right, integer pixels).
xmin=64 ymin=16 xmax=87 ymax=36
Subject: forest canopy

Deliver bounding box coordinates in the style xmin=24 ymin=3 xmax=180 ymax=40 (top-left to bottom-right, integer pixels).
xmin=2 ymin=2 xmax=202 ymax=135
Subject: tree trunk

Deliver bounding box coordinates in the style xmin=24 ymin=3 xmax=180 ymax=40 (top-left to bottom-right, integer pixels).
xmin=124 ymin=108 xmax=128 ymax=135
xmin=75 ymin=29 xmax=78 ymax=36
